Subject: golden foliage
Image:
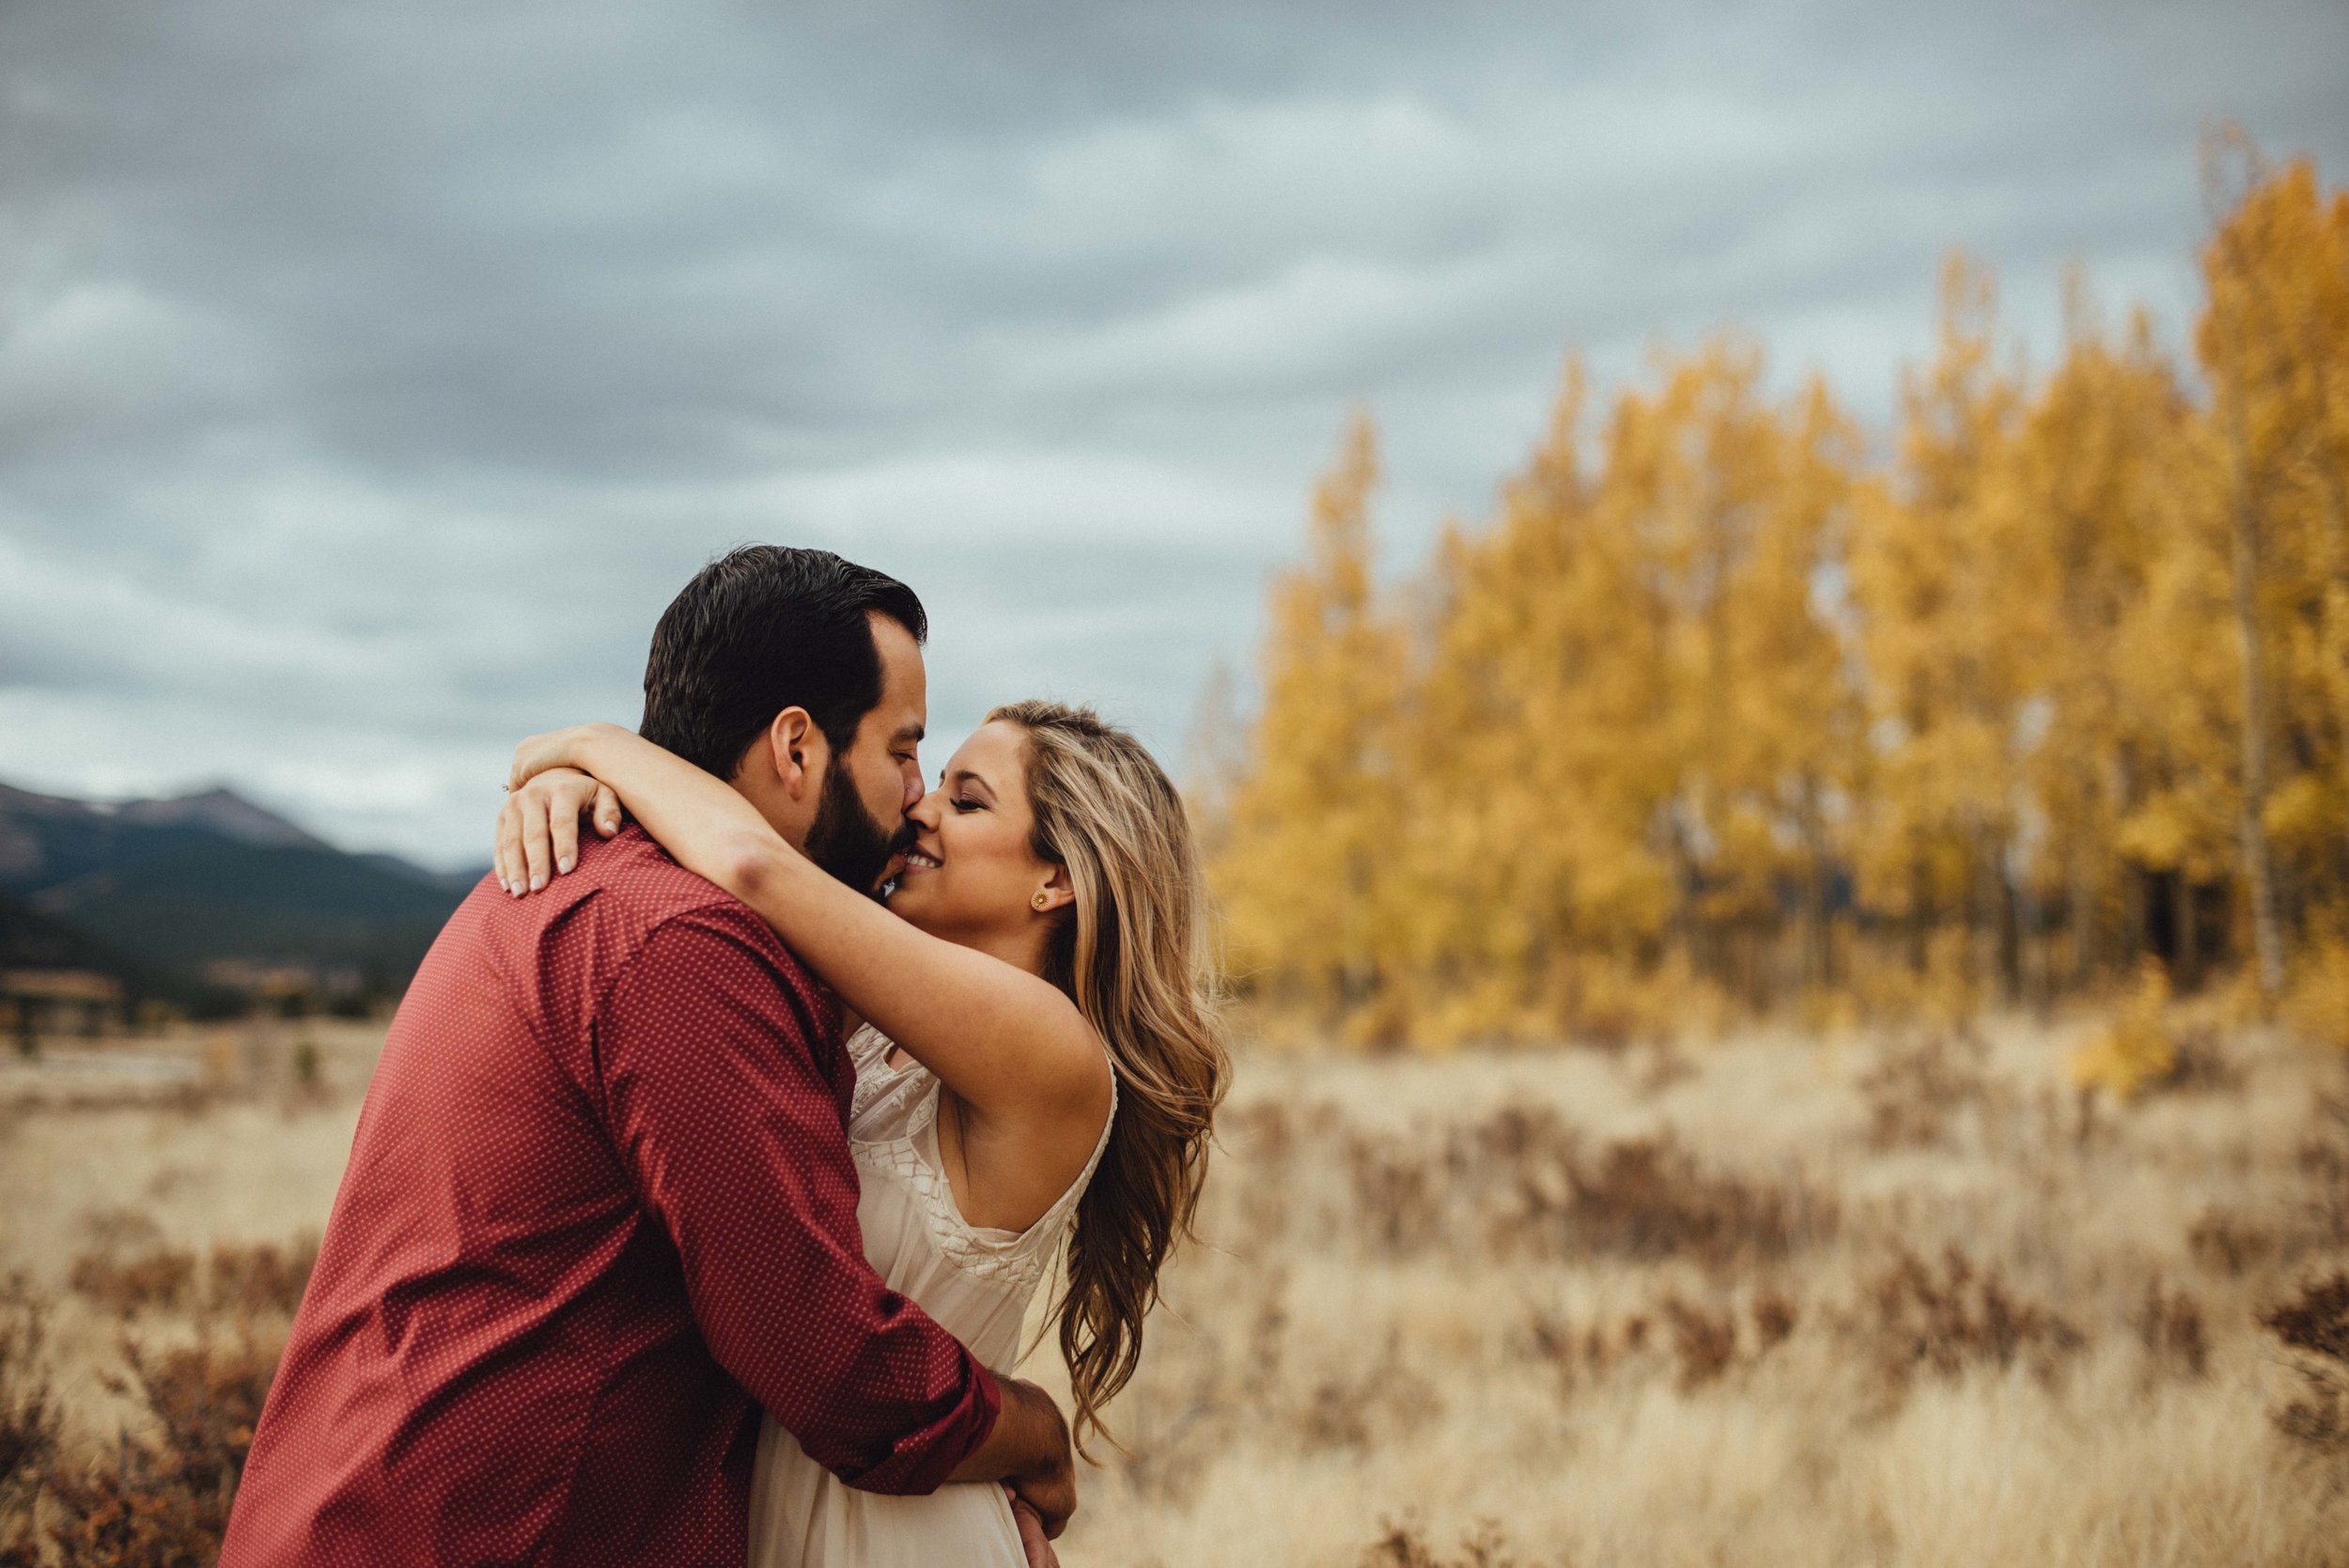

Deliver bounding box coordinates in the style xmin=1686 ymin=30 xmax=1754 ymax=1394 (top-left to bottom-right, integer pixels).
xmin=1208 ymin=139 xmax=2349 ymax=1048
xmin=2069 ymin=960 xmax=2178 ymax=1099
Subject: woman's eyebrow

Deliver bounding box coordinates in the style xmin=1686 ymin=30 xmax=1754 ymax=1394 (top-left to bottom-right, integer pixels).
xmin=945 ymin=768 xmax=995 ymax=799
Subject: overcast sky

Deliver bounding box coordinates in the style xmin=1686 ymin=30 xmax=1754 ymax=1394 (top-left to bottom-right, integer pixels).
xmin=3 ymin=0 xmax=2345 ymax=868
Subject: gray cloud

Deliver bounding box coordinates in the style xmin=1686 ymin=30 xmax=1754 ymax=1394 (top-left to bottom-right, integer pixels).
xmin=2 ymin=0 xmax=2345 ymax=864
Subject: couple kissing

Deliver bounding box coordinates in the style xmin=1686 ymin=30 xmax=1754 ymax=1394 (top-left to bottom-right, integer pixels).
xmin=218 ymin=546 xmax=1230 ymax=1568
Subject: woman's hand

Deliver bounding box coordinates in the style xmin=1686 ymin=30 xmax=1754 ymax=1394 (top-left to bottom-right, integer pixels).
xmin=494 ymin=765 xmax=621 ymax=896
xmin=506 ymin=722 xmax=634 ymax=795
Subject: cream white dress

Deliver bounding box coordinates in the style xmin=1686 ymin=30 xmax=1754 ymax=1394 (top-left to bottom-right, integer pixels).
xmin=748 ymin=1026 xmax=1114 ymax=1568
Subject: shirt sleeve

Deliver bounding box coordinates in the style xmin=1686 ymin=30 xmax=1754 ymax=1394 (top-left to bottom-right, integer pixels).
xmin=592 ymin=908 xmax=1001 ymax=1494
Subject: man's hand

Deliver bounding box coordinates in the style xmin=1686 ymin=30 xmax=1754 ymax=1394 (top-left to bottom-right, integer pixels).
xmin=948 ymin=1377 xmax=1076 ymax=1538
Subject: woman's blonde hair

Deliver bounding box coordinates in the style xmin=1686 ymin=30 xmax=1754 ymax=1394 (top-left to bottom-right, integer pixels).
xmin=988 ymin=699 xmax=1229 ymax=1455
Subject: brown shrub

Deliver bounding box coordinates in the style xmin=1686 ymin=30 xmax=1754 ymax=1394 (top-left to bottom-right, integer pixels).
xmin=2262 ymin=1272 xmax=2349 ymax=1455
xmin=2132 ymin=1280 xmax=2209 ymax=1381
xmin=1544 ymin=1134 xmax=1836 ymax=1270
xmin=2187 ymin=1208 xmax=2280 ymax=1278
xmin=1852 ymin=1247 xmax=2087 ymax=1396
xmin=68 ymin=1236 xmax=318 ymax=1323
xmin=0 ymin=1278 xmax=56 ymax=1565
xmin=2159 ymin=1028 xmax=2246 ymax=1095
xmin=2301 ymin=1093 xmax=2349 ymax=1248
xmin=1299 ymin=1336 xmax=1440 ymax=1452
xmin=1859 ymin=1028 xmax=1991 ymax=1149
xmin=1660 ymin=1295 xmax=1738 ymax=1391
xmin=204 ymin=1236 xmax=318 ymax=1319
xmin=41 ymin=1329 xmax=284 ymax=1567
xmin=1361 ymin=1517 xmax=1533 ymax=1568
xmin=1348 ymin=1136 xmax=1444 ymax=1251
xmin=1341 ymin=1109 xmax=1835 ymax=1272
xmin=70 ymin=1247 xmax=199 ymax=1317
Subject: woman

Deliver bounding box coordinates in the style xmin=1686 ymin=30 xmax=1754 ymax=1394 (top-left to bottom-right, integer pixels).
xmin=493 ymin=700 xmax=1227 ymax=1568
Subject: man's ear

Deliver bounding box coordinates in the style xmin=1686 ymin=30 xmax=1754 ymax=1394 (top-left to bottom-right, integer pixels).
xmin=1032 ymin=863 xmax=1076 ymax=917
xmin=761 ymin=707 xmax=828 ymax=801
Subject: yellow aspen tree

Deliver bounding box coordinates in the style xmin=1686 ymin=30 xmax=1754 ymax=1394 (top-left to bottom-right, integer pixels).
xmin=1730 ymin=376 xmax=1865 ymax=998
xmin=1847 ymin=253 xmax=2029 ymax=1005
xmin=2112 ymin=406 xmax=2242 ymax=990
xmin=1212 ymin=411 xmax=1408 ymax=1037
xmin=1592 ymin=337 xmax=1855 ymax=1010
xmin=1994 ymin=285 xmax=2187 ymax=989
xmin=1402 ymin=358 xmax=1679 ymax=1040
xmin=2196 ymin=134 xmax=2349 ymax=998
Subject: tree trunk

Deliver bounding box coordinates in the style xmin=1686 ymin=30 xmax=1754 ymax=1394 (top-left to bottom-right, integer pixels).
xmin=2224 ymin=402 xmax=2288 ymax=1002
xmin=2175 ymin=873 xmax=2202 ymax=992
xmin=2068 ymin=843 xmax=2097 ymax=990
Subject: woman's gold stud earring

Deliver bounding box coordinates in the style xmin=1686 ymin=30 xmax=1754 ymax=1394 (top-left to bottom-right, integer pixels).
xmin=1034 ymin=893 xmax=1050 ymax=909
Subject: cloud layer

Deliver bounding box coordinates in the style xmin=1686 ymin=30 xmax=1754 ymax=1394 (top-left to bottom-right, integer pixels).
xmin=4 ymin=0 xmax=2345 ymax=864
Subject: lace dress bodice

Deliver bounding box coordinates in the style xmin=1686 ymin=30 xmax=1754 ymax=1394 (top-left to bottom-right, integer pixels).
xmin=747 ymin=1026 xmax=1115 ymax=1568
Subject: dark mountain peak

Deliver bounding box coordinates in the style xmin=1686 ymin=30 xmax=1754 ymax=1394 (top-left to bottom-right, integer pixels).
xmin=113 ymin=787 xmax=326 ymax=850
xmin=0 ymin=776 xmax=334 ymax=893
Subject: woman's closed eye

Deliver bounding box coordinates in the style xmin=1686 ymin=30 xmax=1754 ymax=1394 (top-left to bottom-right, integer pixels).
xmin=951 ymin=797 xmax=984 ymax=814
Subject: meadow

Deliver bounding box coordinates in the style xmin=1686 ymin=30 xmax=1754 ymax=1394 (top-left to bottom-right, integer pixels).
xmin=3 ymin=1009 xmax=2345 ymax=1566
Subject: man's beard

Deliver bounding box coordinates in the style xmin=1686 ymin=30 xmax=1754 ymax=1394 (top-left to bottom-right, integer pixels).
xmin=802 ymin=760 xmax=914 ymax=896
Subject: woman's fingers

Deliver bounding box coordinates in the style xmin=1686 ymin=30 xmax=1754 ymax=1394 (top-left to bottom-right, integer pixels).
xmin=521 ymin=794 xmax=554 ymax=892
xmin=551 ymin=785 xmax=581 ymax=877
xmin=495 ymin=796 xmax=523 ymax=896
xmin=594 ymin=784 xmax=621 ymax=838
xmin=508 ymin=730 xmax=567 ymax=792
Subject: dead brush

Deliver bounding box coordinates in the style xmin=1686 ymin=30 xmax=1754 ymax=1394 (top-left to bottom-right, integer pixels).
xmin=2261 ymin=1272 xmax=2349 ymax=1455
xmin=39 ymin=1328 xmax=283 ymax=1567
xmin=69 ymin=1235 xmax=318 ymax=1321
xmin=2132 ymin=1279 xmax=2209 ymax=1381
xmin=1532 ymin=1132 xmax=1837 ymax=1271
xmin=1658 ymin=1295 xmax=1737 ymax=1390
xmin=1347 ymin=1135 xmax=1445 ymax=1251
xmin=2187 ymin=1207 xmax=2282 ymax=1279
xmin=203 ymin=1236 xmax=318 ymax=1318
xmin=1858 ymin=1027 xmax=1993 ymax=1149
xmin=70 ymin=1247 xmax=198 ymax=1317
xmin=1223 ymin=1101 xmax=1301 ymax=1250
xmin=0 ymin=1276 xmax=57 ymax=1566
xmin=1850 ymin=1246 xmax=2087 ymax=1399
xmin=2300 ymin=1091 xmax=2349 ymax=1249
xmin=1360 ymin=1516 xmax=1539 ymax=1568
xmin=1340 ymin=1107 xmax=1836 ymax=1272
xmin=1298 ymin=1334 xmax=1441 ymax=1452
xmin=1521 ymin=1290 xmax=1799 ymax=1395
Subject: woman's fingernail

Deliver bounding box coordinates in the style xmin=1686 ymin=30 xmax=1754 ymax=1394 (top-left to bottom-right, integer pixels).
xmin=530 ymin=873 xmax=547 ymax=892
xmin=557 ymin=855 xmax=575 ymax=874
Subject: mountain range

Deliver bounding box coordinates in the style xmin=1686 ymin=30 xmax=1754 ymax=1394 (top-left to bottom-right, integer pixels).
xmin=0 ymin=781 xmax=484 ymax=1008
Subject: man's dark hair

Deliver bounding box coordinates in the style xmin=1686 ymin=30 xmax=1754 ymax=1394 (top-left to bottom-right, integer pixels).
xmin=640 ymin=546 xmax=927 ymax=777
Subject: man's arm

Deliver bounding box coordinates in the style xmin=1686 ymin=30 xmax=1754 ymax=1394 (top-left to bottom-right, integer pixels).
xmin=595 ymin=908 xmax=1025 ymax=1495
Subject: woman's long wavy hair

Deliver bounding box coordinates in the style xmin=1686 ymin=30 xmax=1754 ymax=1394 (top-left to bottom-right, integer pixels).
xmin=988 ymin=700 xmax=1229 ymax=1455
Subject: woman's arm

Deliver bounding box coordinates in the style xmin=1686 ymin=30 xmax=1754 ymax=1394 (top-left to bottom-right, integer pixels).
xmin=499 ymin=725 xmax=1111 ymax=1132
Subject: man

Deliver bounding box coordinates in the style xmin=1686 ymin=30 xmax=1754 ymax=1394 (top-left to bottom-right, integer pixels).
xmin=223 ymin=548 xmax=1075 ymax=1566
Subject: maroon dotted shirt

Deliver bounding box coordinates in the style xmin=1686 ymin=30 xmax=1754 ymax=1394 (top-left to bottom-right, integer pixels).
xmin=221 ymin=828 xmax=999 ymax=1567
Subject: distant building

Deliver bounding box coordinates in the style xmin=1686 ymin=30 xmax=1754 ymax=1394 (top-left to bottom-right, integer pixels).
xmin=1 ymin=968 xmax=126 ymax=1043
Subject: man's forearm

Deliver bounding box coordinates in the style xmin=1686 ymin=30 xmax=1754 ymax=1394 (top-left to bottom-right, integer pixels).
xmin=948 ymin=1377 xmax=1076 ymax=1537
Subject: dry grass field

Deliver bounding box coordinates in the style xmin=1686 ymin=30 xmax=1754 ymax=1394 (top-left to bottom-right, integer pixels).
xmin=4 ymin=1012 xmax=2347 ymax=1566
